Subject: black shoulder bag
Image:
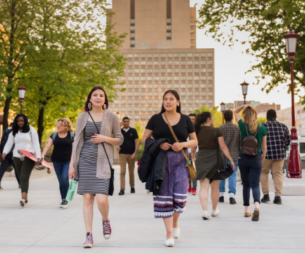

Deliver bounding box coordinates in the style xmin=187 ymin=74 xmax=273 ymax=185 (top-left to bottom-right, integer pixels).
xmin=215 ymin=128 xmax=234 ymax=180
xmin=88 ymin=111 xmax=114 ymax=196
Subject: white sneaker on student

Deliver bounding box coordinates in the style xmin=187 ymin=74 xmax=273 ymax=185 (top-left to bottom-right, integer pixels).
xmin=165 ymin=238 xmax=175 ymax=247
xmin=20 ymin=199 xmax=26 ymax=207
xmin=173 ymin=228 xmax=180 ymax=239
xmin=202 ymin=210 xmax=211 ymax=220
xmin=211 ymin=208 xmax=219 ymax=217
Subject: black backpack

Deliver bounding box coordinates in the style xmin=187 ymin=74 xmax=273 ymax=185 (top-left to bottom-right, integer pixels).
xmin=0 ymin=129 xmax=12 ymax=154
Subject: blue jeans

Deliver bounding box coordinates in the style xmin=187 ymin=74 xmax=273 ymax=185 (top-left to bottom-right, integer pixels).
xmin=238 ymin=152 xmax=262 ymax=206
xmin=0 ymin=154 xmax=20 ymax=185
xmin=219 ymin=161 xmax=238 ymax=195
xmin=53 ymin=161 xmax=70 ymax=200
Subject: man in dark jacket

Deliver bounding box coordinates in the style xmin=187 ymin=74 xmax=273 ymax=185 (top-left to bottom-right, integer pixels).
xmin=138 ymin=137 xmax=168 ymax=194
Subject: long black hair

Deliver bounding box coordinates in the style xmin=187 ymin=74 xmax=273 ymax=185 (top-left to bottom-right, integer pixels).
xmin=84 ymin=86 xmax=109 ymax=111
xmin=194 ymin=112 xmax=212 ymax=134
xmin=160 ymin=90 xmax=181 ymax=113
xmin=12 ymin=114 xmax=30 ymax=136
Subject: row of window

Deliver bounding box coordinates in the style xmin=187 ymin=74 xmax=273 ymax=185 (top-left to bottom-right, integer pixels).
xmin=125 ymin=68 xmax=213 ymax=73
xmin=121 ymin=76 xmax=213 ymax=81
xmin=127 ymin=60 xmax=213 ymax=65
xmin=117 ymin=84 xmax=213 ymax=90
xmin=114 ymin=99 xmax=214 ymax=106
xmin=123 ymin=53 xmax=213 ymax=58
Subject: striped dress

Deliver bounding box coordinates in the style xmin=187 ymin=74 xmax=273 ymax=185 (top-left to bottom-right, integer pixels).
xmin=77 ymin=121 xmax=110 ymax=195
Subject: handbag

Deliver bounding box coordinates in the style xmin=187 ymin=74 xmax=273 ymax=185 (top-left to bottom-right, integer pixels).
xmin=163 ymin=113 xmax=197 ymax=181
xmin=214 ymin=128 xmax=234 ymax=180
xmin=88 ymin=112 xmax=114 ymax=196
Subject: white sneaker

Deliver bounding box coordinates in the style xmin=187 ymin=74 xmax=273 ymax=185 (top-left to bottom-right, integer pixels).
xmin=20 ymin=199 xmax=26 ymax=207
xmin=202 ymin=211 xmax=211 ymax=220
xmin=165 ymin=238 xmax=175 ymax=247
xmin=211 ymin=208 xmax=219 ymax=217
xmin=173 ymin=228 xmax=180 ymax=239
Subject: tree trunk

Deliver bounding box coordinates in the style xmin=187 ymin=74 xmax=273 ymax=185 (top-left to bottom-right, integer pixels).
xmin=2 ymin=78 xmax=13 ymax=130
xmin=37 ymin=107 xmax=45 ymax=145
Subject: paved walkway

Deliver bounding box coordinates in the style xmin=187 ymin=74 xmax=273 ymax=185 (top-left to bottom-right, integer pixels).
xmin=0 ymin=166 xmax=305 ymax=254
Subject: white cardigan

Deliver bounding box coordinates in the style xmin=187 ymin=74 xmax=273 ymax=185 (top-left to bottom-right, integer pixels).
xmin=3 ymin=126 xmax=41 ymax=159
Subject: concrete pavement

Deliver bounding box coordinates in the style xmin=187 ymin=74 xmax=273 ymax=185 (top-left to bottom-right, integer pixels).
xmin=0 ymin=166 xmax=305 ymax=254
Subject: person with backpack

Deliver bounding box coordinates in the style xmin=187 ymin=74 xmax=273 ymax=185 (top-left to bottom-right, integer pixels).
xmin=41 ymin=118 xmax=75 ymax=209
xmin=2 ymin=114 xmax=41 ymax=207
xmin=0 ymin=123 xmax=20 ymax=189
xmin=234 ymin=105 xmax=267 ymax=221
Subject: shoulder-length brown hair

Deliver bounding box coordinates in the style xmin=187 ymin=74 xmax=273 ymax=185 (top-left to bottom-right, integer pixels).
xmin=84 ymin=86 xmax=109 ymax=112
xmin=242 ymin=107 xmax=258 ymax=133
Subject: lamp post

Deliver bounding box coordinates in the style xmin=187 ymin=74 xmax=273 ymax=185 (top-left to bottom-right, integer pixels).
xmin=283 ymin=28 xmax=301 ymax=178
xmin=18 ymin=86 xmax=26 ymax=113
xmin=220 ymin=102 xmax=226 ymax=124
xmin=240 ymin=81 xmax=249 ymax=105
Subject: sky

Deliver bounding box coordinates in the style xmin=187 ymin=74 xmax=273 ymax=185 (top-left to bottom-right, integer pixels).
xmin=189 ymin=0 xmax=302 ymax=110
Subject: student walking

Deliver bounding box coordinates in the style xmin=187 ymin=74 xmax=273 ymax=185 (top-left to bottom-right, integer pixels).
xmin=234 ymin=105 xmax=267 ymax=221
xmin=260 ymin=109 xmax=290 ymax=205
xmin=116 ymin=116 xmax=139 ymax=195
xmin=188 ymin=113 xmax=197 ymax=195
xmin=219 ymin=110 xmax=241 ymax=204
xmin=41 ymin=118 xmax=75 ymax=208
xmin=2 ymin=114 xmax=41 ymax=206
xmin=68 ymin=86 xmax=123 ymax=248
xmin=142 ymin=90 xmax=197 ymax=247
xmin=193 ymin=112 xmax=235 ymax=220
xmin=0 ymin=123 xmax=20 ymax=189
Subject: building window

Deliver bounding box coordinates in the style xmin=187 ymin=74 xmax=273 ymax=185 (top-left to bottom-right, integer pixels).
xmin=201 ymin=60 xmax=206 ymax=64
xmin=187 ymin=76 xmax=193 ymax=80
xmin=174 ymin=76 xmax=179 ymax=80
xmin=190 ymin=22 xmax=195 ymax=26
xmin=154 ymin=53 xmax=159 ymax=57
xmin=180 ymin=61 xmax=186 ymax=65
xmin=154 ymin=69 xmax=159 ymax=73
xmin=141 ymin=54 xmax=146 ymax=58
xmin=187 ymin=61 xmax=192 ymax=65
xmin=201 ymin=76 xmax=206 ymax=80
xmin=174 ymin=61 xmax=179 ymax=65
xmin=130 ymin=26 xmax=135 ymax=32
xmin=128 ymin=54 xmax=133 ymax=58
xmin=167 ymin=18 xmax=171 ymax=24
xmin=194 ymin=61 xmax=199 ymax=64
xmin=200 ymin=84 xmax=206 ymax=88
xmin=160 ymin=53 xmax=166 ymax=57
xmin=161 ymin=61 xmax=166 ymax=65
xmin=154 ymin=77 xmax=159 ymax=80
xmin=130 ymin=33 xmax=135 ymax=39
xmin=134 ymin=54 xmax=139 ymax=58
xmin=194 ymin=53 xmax=199 ymax=57
xmin=147 ymin=54 xmax=152 ymax=57
xmin=187 ymin=53 xmax=192 ymax=57
xmin=187 ymin=69 xmax=192 ymax=73
xmin=128 ymin=77 xmax=133 ymax=81
xmin=208 ymin=61 xmax=213 ymax=64
xmin=134 ymin=69 xmax=139 ymax=73
xmin=168 ymin=61 xmax=172 ymax=65
xmin=134 ymin=61 xmax=139 ymax=65
xmin=201 ymin=53 xmax=206 ymax=57
xmin=180 ymin=53 xmax=186 ymax=57
xmin=174 ymin=53 xmax=179 ymax=57
xmin=207 ymin=53 xmax=213 ymax=57
xmin=191 ymin=36 xmax=195 ymax=40
xmin=194 ymin=76 xmax=199 ymax=80
xmin=167 ymin=25 xmax=171 ymax=30
xmin=141 ymin=61 xmax=146 ymax=65
xmin=190 ymin=29 xmax=195 ymax=34
xmin=167 ymin=69 xmax=172 ymax=73
xmin=141 ymin=77 xmax=145 ymax=80
xmin=167 ymin=53 xmax=172 ymax=57
xmin=180 ymin=69 xmax=186 ymax=72
xmin=201 ymin=68 xmax=206 ymax=72
xmin=147 ymin=61 xmax=152 ymax=65
xmin=167 ymin=76 xmax=172 ymax=80
xmin=191 ymin=43 xmax=195 ymax=47
xmin=194 ymin=69 xmax=199 ymax=72
xmin=207 ymin=76 xmax=213 ymax=80
xmin=127 ymin=62 xmax=133 ymax=65
xmin=207 ymin=68 xmax=213 ymax=72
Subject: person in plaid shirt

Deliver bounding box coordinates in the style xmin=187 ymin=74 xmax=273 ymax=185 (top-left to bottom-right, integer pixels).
xmin=260 ymin=109 xmax=290 ymax=205
xmin=218 ymin=110 xmax=241 ymax=205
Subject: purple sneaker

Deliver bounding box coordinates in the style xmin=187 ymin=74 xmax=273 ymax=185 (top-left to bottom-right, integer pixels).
xmin=83 ymin=232 xmax=93 ymax=248
xmin=103 ymin=219 xmax=112 ymax=240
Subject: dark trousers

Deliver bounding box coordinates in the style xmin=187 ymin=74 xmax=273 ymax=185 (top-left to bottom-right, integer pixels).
xmin=238 ymin=152 xmax=262 ymax=206
xmin=53 ymin=161 xmax=70 ymax=200
xmin=13 ymin=157 xmax=35 ymax=193
xmin=0 ymin=155 xmax=20 ymax=185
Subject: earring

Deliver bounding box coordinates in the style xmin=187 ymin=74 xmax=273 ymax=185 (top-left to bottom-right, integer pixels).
xmin=88 ymin=102 xmax=92 ymax=110
xmin=103 ymin=104 xmax=107 ymax=110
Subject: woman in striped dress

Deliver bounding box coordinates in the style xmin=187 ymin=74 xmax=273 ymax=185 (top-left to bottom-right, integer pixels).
xmin=69 ymin=86 xmax=123 ymax=248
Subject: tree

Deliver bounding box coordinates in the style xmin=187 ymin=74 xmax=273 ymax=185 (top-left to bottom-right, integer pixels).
xmin=193 ymin=105 xmax=223 ymax=127
xmin=1 ymin=0 xmax=126 ymax=143
xmin=134 ymin=121 xmax=145 ymax=140
xmin=197 ymin=0 xmax=305 ymax=96
xmin=257 ymin=117 xmax=267 ymax=124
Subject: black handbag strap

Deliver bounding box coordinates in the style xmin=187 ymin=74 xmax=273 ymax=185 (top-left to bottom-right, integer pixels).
xmin=87 ymin=111 xmax=112 ymax=169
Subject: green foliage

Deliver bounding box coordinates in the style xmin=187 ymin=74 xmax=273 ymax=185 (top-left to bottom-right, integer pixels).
xmin=197 ymin=0 xmax=305 ymax=96
xmin=193 ymin=105 xmax=223 ymax=127
xmin=257 ymin=117 xmax=267 ymax=124
xmin=0 ymin=0 xmax=126 ymax=143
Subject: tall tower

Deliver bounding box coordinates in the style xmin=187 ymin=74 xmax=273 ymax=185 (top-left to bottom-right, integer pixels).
xmin=108 ymin=0 xmax=215 ymax=126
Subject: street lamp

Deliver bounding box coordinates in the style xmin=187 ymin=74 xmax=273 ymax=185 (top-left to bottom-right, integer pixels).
xmin=283 ymin=28 xmax=301 ymax=178
xmin=240 ymin=81 xmax=249 ymax=105
xmin=220 ymin=102 xmax=225 ymax=124
xmin=18 ymin=86 xmax=26 ymax=113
